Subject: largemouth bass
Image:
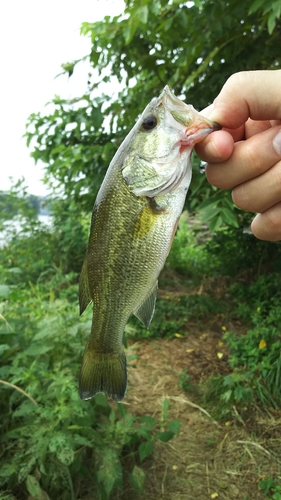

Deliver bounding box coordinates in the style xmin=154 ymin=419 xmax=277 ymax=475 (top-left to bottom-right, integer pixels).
xmin=79 ymin=86 xmax=220 ymax=402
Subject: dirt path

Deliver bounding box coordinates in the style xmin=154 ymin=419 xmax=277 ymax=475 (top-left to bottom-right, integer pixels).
xmin=121 ymin=332 xmax=281 ymax=500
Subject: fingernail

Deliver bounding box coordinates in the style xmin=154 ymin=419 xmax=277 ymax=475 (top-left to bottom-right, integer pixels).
xmin=273 ymin=129 xmax=281 ymax=155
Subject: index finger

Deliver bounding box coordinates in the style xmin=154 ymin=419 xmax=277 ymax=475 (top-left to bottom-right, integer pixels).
xmin=207 ymin=70 xmax=281 ymax=129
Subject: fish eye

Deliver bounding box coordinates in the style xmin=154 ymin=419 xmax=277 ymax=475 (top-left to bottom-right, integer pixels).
xmin=141 ymin=115 xmax=158 ymax=131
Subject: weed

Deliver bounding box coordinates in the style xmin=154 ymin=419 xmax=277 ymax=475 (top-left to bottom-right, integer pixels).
xmin=166 ymin=214 xmax=219 ymax=278
xmin=0 ymin=265 xmax=180 ymax=499
xmin=259 ymin=476 xmax=281 ymax=500
xmin=178 ymin=369 xmax=198 ymax=393
xmin=203 ymin=273 xmax=281 ymax=417
xmin=127 ymin=293 xmax=225 ymax=341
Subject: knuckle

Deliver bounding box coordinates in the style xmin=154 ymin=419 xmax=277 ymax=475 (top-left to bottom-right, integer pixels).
xmin=252 ymin=200 xmax=281 ymax=241
xmin=261 ymin=207 xmax=281 ymax=236
xmin=205 ymin=165 xmax=225 ymax=188
xmin=206 ymin=163 xmax=235 ymax=190
xmin=244 ymin=143 xmax=260 ymax=175
xmin=232 ymin=184 xmax=250 ymax=210
xmin=224 ymin=72 xmax=249 ymax=94
xmin=272 ymin=163 xmax=281 ymax=186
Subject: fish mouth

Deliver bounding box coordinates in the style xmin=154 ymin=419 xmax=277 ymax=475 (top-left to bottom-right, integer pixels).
xmin=182 ymin=117 xmax=222 ymax=146
xmin=161 ymin=85 xmax=222 ymax=146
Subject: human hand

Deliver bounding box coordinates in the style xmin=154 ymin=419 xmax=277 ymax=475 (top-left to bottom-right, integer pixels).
xmin=195 ymin=70 xmax=281 ymax=241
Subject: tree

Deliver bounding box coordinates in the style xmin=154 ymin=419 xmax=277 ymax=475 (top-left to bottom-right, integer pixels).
xmin=26 ymin=0 xmax=281 ymax=229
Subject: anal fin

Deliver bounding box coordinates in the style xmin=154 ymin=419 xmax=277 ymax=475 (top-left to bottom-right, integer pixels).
xmin=134 ymin=282 xmax=158 ymax=328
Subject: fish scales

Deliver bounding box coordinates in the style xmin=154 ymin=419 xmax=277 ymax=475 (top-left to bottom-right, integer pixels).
xmin=79 ymin=86 xmax=221 ymax=402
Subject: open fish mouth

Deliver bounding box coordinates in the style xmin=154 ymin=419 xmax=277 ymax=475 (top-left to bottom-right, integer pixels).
xmin=161 ymin=85 xmax=221 ymax=145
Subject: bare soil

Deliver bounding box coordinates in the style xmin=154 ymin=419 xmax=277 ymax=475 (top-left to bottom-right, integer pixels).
xmin=120 ymin=312 xmax=281 ymax=499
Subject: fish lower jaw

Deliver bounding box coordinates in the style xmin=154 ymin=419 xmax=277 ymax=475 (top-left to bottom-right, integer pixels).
xmin=179 ymin=141 xmax=192 ymax=153
xmin=183 ymin=127 xmax=215 ymax=145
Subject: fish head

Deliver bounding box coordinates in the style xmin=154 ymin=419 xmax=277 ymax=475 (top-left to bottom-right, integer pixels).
xmin=122 ymin=86 xmax=221 ymax=197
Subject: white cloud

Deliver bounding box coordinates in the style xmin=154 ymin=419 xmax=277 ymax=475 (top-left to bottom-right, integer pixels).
xmin=0 ymin=0 xmax=124 ymax=196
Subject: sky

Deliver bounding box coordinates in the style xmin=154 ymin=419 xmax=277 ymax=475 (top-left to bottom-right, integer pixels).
xmin=0 ymin=0 xmax=124 ymax=196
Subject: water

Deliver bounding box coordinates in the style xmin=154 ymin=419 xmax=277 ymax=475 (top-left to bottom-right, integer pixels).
xmin=0 ymin=214 xmax=53 ymax=248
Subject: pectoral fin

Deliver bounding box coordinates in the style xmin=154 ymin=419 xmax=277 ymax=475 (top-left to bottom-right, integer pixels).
xmin=134 ymin=282 xmax=158 ymax=328
xmin=79 ymin=258 xmax=92 ymax=316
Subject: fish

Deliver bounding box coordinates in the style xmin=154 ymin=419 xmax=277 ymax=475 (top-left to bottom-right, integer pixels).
xmin=79 ymin=85 xmax=221 ymax=402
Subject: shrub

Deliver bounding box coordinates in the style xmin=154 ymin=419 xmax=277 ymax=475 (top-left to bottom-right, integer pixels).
xmin=0 ymin=266 xmax=180 ymax=499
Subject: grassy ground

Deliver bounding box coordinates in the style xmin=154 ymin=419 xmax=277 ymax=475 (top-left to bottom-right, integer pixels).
xmin=2 ymin=214 xmax=281 ymax=500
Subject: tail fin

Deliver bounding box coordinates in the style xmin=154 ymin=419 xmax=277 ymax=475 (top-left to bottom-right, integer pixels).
xmin=79 ymin=348 xmax=127 ymax=403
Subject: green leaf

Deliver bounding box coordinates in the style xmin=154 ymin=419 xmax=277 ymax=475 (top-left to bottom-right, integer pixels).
xmin=183 ymin=45 xmax=222 ymax=89
xmin=197 ymin=196 xmax=218 ymax=210
xmin=97 ymin=450 xmax=123 ymax=496
xmin=268 ymin=11 xmax=277 ymax=34
xmin=24 ymin=343 xmax=53 ymax=356
xmin=73 ymin=433 xmax=94 ymax=447
xmin=123 ymin=16 xmax=139 ymax=45
xmin=222 ymin=389 xmax=233 ymax=402
xmin=48 ymin=433 xmax=74 ymax=466
xmin=138 ymin=415 xmax=156 ymax=427
xmin=0 ymin=284 xmax=11 ymax=298
xmin=101 ymin=142 xmax=116 ymax=163
xmin=0 ymin=463 xmax=16 ymax=478
xmin=130 ymin=465 xmax=146 ymax=493
xmin=61 ymin=62 xmax=75 ymax=77
xmin=0 ymin=493 xmax=16 ymax=500
xmin=26 ymin=475 xmax=42 ymax=497
xmin=126 ymin=353 xmax=139 ymax=362
xmin=272 ymin=493 xmax=281 ymax=500
xmin=139 ymin=440 xmax=153 ymax=461
xmin=168 ymin=420 xmax=181 ymax=434
xmin=209 ymin=215 xmax=223 ymax=232
xmin=162 ymin=398 xmax=170 ymax=419
xmin=7 ymin=267 xmax=22 ymax=274
xmin=0 ymin=344 xmax=10 ymax=355
xmin=91 ymin=105 xmax=104 ymax=130
xmin=156 ymin=431 xmax=174 ymax=442
xmin=138 ymin=5 xmax=149 ymax=24
xmin=221 ymin=208 xmax=239 ymax=227
xmin=117 ymin=403 xmax=128 ymax=417
xmin=248 ymin=0 xmax=264 ymax=14
xmin=200 ymin=207 xmax=221 ymax=223
xmin=136 ymin=428 xmax=150 ymax=440
xmin=12 ymin=401 xmax=37 ymax=418
xmin=95 ymin=393 xmax=110 ymax=407
xmin=109 ymin=409 xmax=115 ymax=423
